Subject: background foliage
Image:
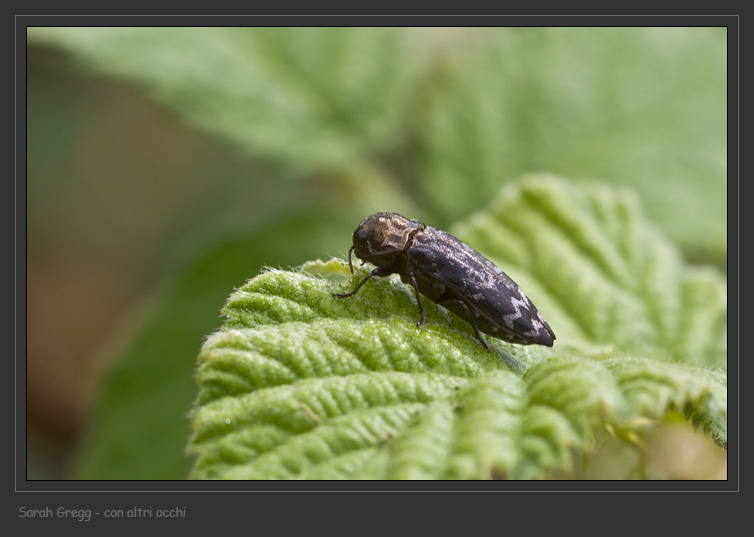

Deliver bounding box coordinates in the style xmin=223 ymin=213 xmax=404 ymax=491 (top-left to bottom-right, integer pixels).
xmin=25 ymin=27 xmax=727 ymax=480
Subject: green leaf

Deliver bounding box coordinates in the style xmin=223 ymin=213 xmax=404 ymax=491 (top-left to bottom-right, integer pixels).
xmin=188 ymin=177 xmax=726 ymax=479
xmin=452 ymin=175 xmax=727 ymax=369
xmin=27 ymin=27 xmax=417 ymax=172
xmin=423 ymin=27 xmax=726 ymax=263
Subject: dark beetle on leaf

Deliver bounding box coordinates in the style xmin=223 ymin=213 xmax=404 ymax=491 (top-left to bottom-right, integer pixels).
xmin=333 ymin=212 xmax=555 ymax=349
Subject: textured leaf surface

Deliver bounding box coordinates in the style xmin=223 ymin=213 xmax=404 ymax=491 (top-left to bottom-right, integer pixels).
xmin=453 ymin=175 xmax=727 ymax=369
xmin=188 ymin=177 xmax=726 ymax=479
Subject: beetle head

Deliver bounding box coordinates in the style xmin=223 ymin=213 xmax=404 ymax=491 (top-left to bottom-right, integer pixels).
xmin=350 ymin=212 xmax=421 ymax=270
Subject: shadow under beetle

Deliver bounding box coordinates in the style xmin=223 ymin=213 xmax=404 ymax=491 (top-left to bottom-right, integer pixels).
xmin=333 ymin=212 xmax=555 ymax=349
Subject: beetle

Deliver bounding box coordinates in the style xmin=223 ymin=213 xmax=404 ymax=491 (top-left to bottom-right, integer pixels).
xmin=332 ymin=212 xmax=555 ymax=349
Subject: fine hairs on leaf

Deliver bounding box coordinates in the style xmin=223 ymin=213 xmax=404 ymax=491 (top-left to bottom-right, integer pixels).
xmin=187 ymin=176 xmax=726 ymax=480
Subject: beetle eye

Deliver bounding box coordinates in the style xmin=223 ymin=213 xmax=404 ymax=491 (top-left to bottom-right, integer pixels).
xmin=354 ymin=227 xmax=368 ymax=244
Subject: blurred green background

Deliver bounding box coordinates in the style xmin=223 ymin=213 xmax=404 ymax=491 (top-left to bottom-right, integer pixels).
xmin=25 ymin=27 xmax=726 ymax=479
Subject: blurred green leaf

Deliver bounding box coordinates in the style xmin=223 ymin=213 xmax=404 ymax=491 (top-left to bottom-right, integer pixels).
xmin=423 ymin=27 xmax=726 ymax=263
xmin=27 ymin=27 xmax=727 ymax=264
xmin=187 ymin=177 xmax=726 ymax=479
xmin=27 ymin=27 xmax=418 ymax=173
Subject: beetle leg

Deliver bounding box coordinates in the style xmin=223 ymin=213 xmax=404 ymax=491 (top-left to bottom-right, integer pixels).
xmin=407 ymin=272 xmax=425 ymax=327
xmin=437 ymin=297 xmax=490 ymax=351
xmin=333 ymin=267 xmax=383 ymax=299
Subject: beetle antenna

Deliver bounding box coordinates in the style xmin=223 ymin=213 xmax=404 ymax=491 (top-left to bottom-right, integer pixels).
xmin=347 ymin=245 xmax=355 ymax=274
